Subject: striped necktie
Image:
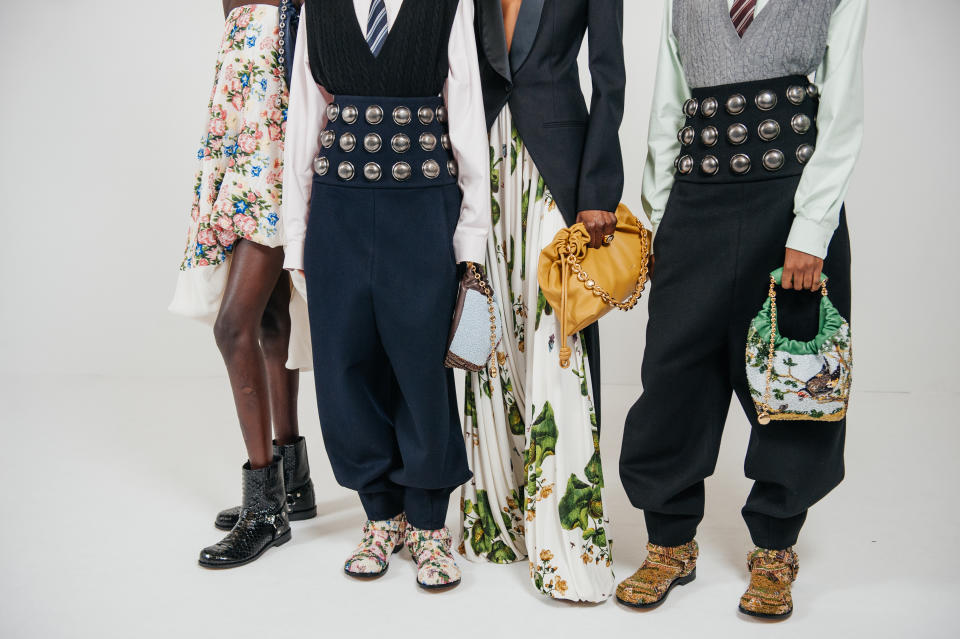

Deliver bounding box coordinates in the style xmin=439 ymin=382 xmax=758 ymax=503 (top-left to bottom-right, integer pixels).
xmin=730 ymin=0 xmax=757 ymax=37
xmin=366 ymin=0 xmax=389 ymax=57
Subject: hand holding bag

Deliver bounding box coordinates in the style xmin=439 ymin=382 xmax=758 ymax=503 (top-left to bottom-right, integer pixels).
xmin=745 ymin=268 xmax=853 ymax=424
xmin=445 ymin=263 xmax=503 ymax=377
xmin=537 ymin=204 xmax=651 ymax=368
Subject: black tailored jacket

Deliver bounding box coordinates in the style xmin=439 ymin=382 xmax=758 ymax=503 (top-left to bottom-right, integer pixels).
xmin=475 ymin=0 xmax=625 ymax=226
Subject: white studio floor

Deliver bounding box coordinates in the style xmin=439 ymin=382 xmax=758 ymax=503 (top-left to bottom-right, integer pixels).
xmin=0 ymin=374 xmax=956 ymax=639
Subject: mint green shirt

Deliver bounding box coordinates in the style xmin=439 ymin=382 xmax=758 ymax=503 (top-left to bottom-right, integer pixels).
xmin=642 ymin=0 xmax=868 ymax=258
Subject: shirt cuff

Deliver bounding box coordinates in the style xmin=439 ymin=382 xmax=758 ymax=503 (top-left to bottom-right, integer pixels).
xmin=283 ymin=240 xmax=305 ymax=271
xmin=785 ymin=216 xmax=833 ymax=260
xmin=453 ymin=231 xmax=487 ymax=265
xmin=646 ymin=212 xmax=664 ymax=255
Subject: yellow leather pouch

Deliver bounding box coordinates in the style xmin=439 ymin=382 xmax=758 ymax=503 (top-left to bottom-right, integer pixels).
xmin=537 ymin=204 xmax=651 ymax=368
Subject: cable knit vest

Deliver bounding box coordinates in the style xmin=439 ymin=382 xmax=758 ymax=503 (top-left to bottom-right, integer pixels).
xmin=673 ymin=0 xmax=840 ymax=88
xmin=306 ymin=0 xmax=458 ymax=96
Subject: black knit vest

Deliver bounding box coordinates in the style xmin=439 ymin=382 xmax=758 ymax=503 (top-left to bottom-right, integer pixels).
xmin=306 ymin=0 xmax=459 ymax=97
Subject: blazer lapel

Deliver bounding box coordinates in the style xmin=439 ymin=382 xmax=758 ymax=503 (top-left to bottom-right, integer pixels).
xmin=508 ymin=0 xmax=545 ymax=74
xmin=477 ymin=0 xmax=511 ymax=82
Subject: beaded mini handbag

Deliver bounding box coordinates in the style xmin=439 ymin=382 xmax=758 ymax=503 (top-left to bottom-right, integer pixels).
xmin=745 ymin=269 xmax=852 ymax=424
xmin=444 ymin=263 xmax=503 ymax=377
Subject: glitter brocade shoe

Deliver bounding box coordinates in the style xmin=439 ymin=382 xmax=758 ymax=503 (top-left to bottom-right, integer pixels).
xmin=343 ymin=514 xmax=407 ymax=578
xmin=405 ymin=526 xmax=462 ymax=591
xmin=615 ymin=540 xmax=698 ymax=608
xmin=738 ymin=547 xmax=799 ymax=619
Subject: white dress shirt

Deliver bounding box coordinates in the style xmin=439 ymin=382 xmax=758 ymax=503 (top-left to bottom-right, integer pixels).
xmin=282 ymin=0 xmax=491 ymax=271
xmin=642 ymin=0 xmax=868 ymax=259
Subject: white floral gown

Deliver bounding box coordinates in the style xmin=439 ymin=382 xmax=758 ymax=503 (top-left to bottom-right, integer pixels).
xmin=459 ymin=107 xmax=615 ymax=603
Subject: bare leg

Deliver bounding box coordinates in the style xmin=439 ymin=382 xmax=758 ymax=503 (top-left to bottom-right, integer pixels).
xmin=261 ymin=271 xmax=300 ymax=446
xmin=214 ymin=240 xmax=286 ymax=469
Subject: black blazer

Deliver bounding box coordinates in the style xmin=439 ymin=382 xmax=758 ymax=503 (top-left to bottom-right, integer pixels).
xmin=475 ymin=0 xmax=625 ymax=227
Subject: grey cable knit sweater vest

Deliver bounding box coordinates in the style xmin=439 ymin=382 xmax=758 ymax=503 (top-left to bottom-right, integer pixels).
xmin=673 ymin=0 xmax=840 ymax=88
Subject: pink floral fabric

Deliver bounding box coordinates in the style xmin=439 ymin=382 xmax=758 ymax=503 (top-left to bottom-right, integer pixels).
xmin=405 ymin=527 xmax=462 ymax=588
xmin=179 ymin=5 xmax=287 ymax=271
xmin=344 ymin=514 xmax=407 ymax=576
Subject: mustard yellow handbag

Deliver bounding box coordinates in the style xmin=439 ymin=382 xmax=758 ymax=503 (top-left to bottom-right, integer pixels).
xmin=537 ymin=204 xmax=651 ymax=368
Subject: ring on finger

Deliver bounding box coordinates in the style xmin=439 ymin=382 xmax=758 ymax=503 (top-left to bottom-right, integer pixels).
xmin=602 ymin=234 xmax=615 ymax=245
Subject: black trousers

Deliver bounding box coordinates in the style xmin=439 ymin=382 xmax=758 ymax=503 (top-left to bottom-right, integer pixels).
xmin=619 ymin=175 xmax=850 ymax=550
xmin=303 ymin=180 xmax=471 ymax=530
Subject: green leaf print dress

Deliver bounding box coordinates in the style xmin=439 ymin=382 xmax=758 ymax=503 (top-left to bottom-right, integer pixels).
xmin=459 ymin=107 xmax=614 ymax=603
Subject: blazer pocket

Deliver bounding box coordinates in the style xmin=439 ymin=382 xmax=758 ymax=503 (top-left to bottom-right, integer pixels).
xmin=542 ymin=120 xmax=587 ymax=129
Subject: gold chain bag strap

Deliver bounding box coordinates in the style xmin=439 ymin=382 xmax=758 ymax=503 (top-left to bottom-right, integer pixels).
xmin=444 ymin=263 xmax=501 ymax=378
xmin=537 ymin=204 xmax=651 ymax=368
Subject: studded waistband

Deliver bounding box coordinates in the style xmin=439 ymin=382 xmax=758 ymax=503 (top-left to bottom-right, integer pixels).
xmin=674 ymin=75 xmax=819 ymax=184
xmin=312 ymin=95 xmax=458 ymax=189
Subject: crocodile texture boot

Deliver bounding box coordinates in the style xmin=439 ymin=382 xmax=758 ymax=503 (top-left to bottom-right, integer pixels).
xmin=199 ymin=456 xmax=291 ymax=568
xmin=616 ymin=540 xmax=698 ymax=608
xmin=739 ymin=547 xmax=799 ymax=619
xmin=215 ymin=436 xmax=317 ymax=530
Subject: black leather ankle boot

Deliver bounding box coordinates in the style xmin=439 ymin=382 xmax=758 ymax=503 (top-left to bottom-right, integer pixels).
xmin=214 ymin=436 xmax=317 ymax=530
xmin=199 ymin=456 xmax=291 ymax=569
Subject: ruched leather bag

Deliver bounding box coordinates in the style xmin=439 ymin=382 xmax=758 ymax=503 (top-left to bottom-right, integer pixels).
xmin=537 ymin=203 xmax=651 ymax=368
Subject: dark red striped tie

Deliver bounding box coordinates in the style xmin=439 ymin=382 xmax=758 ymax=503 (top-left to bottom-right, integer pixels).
xmin=731 ymin=0 xmax=757 ymax=37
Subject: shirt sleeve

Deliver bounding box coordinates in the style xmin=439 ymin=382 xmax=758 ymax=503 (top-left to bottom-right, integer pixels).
xmin=282 ymin=4 xmax=329 ymax=271
xmin=640 ymin=0 xmax=689 ymax=242
xmin=444 ymin=0 xmax=492 ymax=265
xmin=787 ymin=0 xmax=868 ymax=259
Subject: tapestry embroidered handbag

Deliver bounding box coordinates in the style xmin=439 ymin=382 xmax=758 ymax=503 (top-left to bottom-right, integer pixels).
xmin=537 ymin=203 xmax=651 ymax=368
xmin=745 ymin=268 xmax=852 ymax=424
xmin=444 ymin=263 xmax=503 ymax=377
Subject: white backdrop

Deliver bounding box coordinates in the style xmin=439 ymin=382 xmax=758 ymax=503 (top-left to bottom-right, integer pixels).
xmin=1 ymin=1 xmax=958 ymax=638
xmin=0 ymin=0 xmax=956 ymax=392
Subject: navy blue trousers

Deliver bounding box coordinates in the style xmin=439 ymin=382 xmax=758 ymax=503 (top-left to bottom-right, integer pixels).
xmin=303 ymin=180 xmax=471 ymax=529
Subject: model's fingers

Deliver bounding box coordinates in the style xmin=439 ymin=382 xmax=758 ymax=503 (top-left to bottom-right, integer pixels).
xmin=589 ymin=223 xmax=602 ymax=248
xmin=604 ymin=215 xmax=617 ymax=237
xmin=782 ymin=267 xmax=795 ymax=290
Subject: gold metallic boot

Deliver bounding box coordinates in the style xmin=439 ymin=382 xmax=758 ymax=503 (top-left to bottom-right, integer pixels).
xmin=616 ymin=540 xmax=698 ymax=608
xmin=738 ymin=547 xmax=799 ymax=619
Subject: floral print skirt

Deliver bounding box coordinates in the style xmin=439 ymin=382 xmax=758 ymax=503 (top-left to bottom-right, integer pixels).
xmin=459 ymin=107 xmax=615 ymax=602
xmin=169 ymin=5 xmax=310 ymax=370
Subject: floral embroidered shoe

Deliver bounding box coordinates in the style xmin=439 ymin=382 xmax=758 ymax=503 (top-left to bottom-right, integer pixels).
xmin=343 ymin=514 xmax=407 ymax=578
xmin=405 ymin=526 xmax=462 ymax=590
xmin=615 ymin=540 xmax=698 ymax=608
xmin=739 ymin=547 xmax=799 ymax=619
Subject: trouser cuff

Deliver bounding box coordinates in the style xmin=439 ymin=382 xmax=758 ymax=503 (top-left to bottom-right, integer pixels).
xmin=359 ymin=491 xmax=404 ymax=522
xmin=743 ymin=509 xmax=807 ymax=549
xmin=404 ymin=486 xmax=452 ymax=530
xmin=644 ymin=511 xmax=699 ymax=548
